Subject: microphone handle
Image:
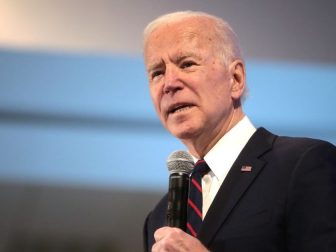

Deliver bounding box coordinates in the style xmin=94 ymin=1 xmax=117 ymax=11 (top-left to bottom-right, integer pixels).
xmin=167 ymin=172 xmax=190 ymax=231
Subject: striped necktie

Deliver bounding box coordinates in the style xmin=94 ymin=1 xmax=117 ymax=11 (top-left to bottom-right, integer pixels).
xmin=186 ymin=159 xmax=210 ymax=237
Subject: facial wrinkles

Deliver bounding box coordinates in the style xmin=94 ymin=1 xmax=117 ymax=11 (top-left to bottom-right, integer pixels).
xmin=146 ymin=21 xmax=220 ymax=111
xmin=147 ymin=35 xmax=202 ymax=87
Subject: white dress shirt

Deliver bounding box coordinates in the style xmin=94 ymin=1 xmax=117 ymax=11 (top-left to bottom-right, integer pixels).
xmin=191 ymin=116 xmax=256 ymax=218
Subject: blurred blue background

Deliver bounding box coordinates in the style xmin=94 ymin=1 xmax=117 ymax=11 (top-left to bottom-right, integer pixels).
xmin=1 ymin=50 xmax=335 ymax=190
xmin=0 ymin=1 xmax=335 ymax=251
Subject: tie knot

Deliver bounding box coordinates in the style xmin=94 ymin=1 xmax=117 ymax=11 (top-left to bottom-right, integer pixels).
xmin=193 ymin=159 xmax=210 ymax=175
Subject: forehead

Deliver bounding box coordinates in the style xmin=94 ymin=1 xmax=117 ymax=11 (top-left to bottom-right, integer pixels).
xmin=144 ymin=18 xmax=217 ymax=62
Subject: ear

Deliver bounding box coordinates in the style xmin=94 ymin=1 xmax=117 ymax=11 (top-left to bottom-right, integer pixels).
xmin=228 ymin=60 xmax=246 ymax=100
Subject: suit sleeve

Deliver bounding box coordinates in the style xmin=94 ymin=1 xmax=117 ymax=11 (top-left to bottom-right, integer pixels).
xmin=286 ymin=141 xmax=336 ymax=251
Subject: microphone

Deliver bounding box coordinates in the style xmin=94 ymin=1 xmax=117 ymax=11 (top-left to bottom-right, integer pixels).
xmin=166 ymin=150 xmax=194 ymax=230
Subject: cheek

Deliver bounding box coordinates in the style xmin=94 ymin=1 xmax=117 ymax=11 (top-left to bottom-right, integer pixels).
xmin=150 ymin=87 xmax=162 ymax=112
xmin=209 ymin=75 xmax=231 ymax=99
xmin=201 ymin=82 xmax=232 ymax=114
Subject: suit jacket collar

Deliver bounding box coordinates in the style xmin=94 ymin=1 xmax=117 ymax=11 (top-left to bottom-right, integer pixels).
xmin=198 ymin=127 xmax=277 ymax=246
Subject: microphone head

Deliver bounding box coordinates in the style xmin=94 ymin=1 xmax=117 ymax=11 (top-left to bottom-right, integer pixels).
xmin=167 ymin=150 xmax=194 ymax=174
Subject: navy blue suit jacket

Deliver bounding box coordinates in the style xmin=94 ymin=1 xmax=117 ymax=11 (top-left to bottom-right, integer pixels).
xmin=143 ymin=128 xmax=336 ymax=251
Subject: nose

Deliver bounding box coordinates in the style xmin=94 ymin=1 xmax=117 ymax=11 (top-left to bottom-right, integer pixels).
xmin=163 ymin=66 xmax=183 ymax=94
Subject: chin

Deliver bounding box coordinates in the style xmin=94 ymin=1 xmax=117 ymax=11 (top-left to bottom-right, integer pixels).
xmin=169 ymin=125 xmax=200 ymax=140
xmin=165 ymin=115 xmax=203 ymax=139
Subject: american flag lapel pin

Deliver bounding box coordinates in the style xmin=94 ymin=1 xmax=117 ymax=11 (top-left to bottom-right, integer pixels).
xmin=241 ymin=165 xmax=252 ymax=172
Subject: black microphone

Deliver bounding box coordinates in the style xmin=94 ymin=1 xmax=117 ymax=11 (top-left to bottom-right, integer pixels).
xmin=166 ymin=150 xmax=194 ymax=230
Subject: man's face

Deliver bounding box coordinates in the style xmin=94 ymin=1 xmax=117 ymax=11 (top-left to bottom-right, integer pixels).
xmin=144 ymin=18 xmax=238 ymax=143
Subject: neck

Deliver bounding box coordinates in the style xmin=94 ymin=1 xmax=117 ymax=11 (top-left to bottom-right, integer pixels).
xmin=183 ymin=108 xmax=245 ymax=159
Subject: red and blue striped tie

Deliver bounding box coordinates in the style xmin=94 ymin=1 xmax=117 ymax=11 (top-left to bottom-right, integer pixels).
xmin=187 ymin=159 xmax=210 ymax=237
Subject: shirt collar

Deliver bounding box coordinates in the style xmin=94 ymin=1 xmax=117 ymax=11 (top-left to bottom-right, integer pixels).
xmin=191 ymin=116 xmax=256 ymax=182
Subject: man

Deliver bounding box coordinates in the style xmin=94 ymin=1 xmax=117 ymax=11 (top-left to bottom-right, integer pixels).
xmin=143 ymin=11 xmax=336 ymax=252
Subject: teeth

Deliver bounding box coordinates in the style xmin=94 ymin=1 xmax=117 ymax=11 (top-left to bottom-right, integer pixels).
xmin=173 ymin=105 xmax=192 ymax=113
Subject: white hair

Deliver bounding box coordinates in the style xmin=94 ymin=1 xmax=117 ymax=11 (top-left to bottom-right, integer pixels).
xmin=143 ymin=11 xmax=244 ymax=66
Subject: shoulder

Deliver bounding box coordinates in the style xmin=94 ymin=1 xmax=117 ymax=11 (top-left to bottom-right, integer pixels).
xmin=275 ymin=134 xmax=335 ymax=151
xmin=251 ymin=128 xmax=336 ymax=179
xmin=257 ymin=127 xmax=336 ymax=157
xmin=275 ymin=134 xmax=336 ymax=165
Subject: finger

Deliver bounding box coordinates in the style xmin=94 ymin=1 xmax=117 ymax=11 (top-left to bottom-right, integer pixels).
xmin=151 ymin=241 xmax=160 ymax=252
xmin=154 ymin=226 xmax=169 ymax=242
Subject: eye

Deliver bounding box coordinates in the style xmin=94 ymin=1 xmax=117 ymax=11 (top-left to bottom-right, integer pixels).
xmin=151 ymin=70 xmax=164 ymax=80
xmin=180 ymin=60 xmax=196 ymax=69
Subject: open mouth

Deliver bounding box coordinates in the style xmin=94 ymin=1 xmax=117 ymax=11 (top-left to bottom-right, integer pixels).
xmin=168 ymin=103 xmax=194 ymax=114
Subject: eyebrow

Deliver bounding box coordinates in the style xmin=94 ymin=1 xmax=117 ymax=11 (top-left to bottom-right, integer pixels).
xmin=174 ymin=52 xmax=202 ymax=63
xmin=147 ymin=52 xmax=203 ymax=73
xmin=147 ymin=60 xmax=164 ymax=74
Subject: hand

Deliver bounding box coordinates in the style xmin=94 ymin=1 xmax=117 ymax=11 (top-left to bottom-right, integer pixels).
xmin=152 ymin=227 xmax=209 ymax=252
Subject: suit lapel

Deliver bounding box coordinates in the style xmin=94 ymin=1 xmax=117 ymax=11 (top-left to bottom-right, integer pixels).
xmin=198 ymin=128 xmax=276 ymax=246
